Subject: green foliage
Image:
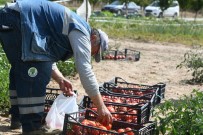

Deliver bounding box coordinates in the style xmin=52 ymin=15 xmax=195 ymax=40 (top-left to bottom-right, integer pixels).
xmin=177 ymin=46 xmax=203 ymax=84
xmin=159 ymin=0 xmax=173 ymax=11
xmin=0 ymin=0 xmax=9 ymax=5
xmin=89 ymin=18 xmax=203 ymax=45
xmin=0 ymin=46 xmax=10 ymax=115
xmin=56 ymin=58 xmax=77 ymax=77
xmin=91 ymin=11 xmax=115 ymax=17
xmin=154 ymin=90 xmax=203 ymax=135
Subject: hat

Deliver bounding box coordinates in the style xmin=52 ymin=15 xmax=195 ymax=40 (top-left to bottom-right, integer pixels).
xmin=94 ymin=29 xmax=108 ymax=62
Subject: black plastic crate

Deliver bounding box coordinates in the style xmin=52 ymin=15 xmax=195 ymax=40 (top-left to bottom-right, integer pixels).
xmin=105 ymin=77 xmax=166 ymax=104
xmin=79 ymin=95 xmax=151 ymax=125
xmin=102 ymin=48 xmax=140 ymax=62
xmin=124 ymin=49 xmax=140 ymax=61
xmin=152 ymin=83 xmax=166 ymax=104
xmin=62 ymin=109 xmax=155 ymax=135
xmin=103 ymin=83 xmax=158 ymax=109
xmin=99 ymin=87 xmax=157 ymax=111
xmin=102 ymin=50 xmax=117 ymax=60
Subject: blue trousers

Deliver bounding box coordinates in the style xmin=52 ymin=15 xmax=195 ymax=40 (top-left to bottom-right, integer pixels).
xmin=0 ymin=8 xmax=53 ymax=132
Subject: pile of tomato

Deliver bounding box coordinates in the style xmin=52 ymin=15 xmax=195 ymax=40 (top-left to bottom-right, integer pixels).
xmin=68 ymin=119 xmax=134 ymax=135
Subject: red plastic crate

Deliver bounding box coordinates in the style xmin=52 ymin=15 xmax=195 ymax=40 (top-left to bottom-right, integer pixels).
xmin=62 ymin=109 xmax=155 ymax=135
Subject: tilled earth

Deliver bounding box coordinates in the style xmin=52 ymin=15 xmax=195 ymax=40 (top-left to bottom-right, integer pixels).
xmin=1 ymin=39 xmax=202 ymax=135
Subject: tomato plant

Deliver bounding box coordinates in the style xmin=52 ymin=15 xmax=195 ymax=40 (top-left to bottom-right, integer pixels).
xmin=154 ymin=89 xmax=203 ymax=135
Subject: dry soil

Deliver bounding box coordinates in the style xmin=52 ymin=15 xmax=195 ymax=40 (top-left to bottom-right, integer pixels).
xmin=1 ymin=39 xmax=203 ymax=135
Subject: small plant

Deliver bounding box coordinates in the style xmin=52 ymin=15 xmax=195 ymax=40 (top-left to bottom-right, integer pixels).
xmin=177 ymin=46 xmax=203 ymax=84
xmin=56 ymin=58 xmax=77 ymax=77
xmin=0 ymin=47 xmax=10 ymax=115
xmin=154 ymin=89 xmax=203 ymax=135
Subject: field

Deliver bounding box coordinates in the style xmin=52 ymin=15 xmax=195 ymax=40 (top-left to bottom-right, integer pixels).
xmin=1 ymin=38 xmax=202 ymax=135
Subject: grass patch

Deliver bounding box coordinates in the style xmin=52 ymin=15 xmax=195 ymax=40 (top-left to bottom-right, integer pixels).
xmin=90 ymin=17 xmax=203 ymax=46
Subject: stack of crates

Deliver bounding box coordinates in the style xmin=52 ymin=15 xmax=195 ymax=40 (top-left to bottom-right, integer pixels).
xmin=45 ymin=77 xmax=166 ymax=134
xmin=62 ymin=77 xmax=166 ymax=134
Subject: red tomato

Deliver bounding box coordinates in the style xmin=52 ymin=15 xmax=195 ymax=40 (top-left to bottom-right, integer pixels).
xmin=105 ymin=123 xmax=112 ymax=130
xmin=125 ymin=127 xmax=135 ymax=135
xmin=97 ymin=125 xmax=107 ymax=130
xmin=81 ymin=119 xmax=89 ymax=125
xmin=87 ymin=120 xmax=96 ymax=127
xmin=107 ymin=106 xmax=115 ymax=112
xmin=92 ymin=129 xmax=99 ymax=135
xmin=91 ymin=107 xmax=97 ymax=112
xmin=118 ymin=128 xmax=125 ymax=133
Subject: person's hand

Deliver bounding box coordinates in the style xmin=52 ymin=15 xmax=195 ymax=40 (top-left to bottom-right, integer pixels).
xmin=59 ymin=78 xmax=74 ymax=96
xmin=97 ymin=105 xmax=113 ymax=126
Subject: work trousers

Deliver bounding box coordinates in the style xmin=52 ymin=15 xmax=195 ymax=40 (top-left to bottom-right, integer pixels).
xmin=0 ymin=7 xmax=53 ymax=132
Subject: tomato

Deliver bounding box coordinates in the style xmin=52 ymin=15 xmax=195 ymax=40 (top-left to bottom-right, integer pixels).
xmin=105 ymin=123 xmax=112 ymax=130
xmin=125 ymin=115 xmax=133 ymax=122
xmin=97 ymin=125 xmax=107 ymax=130
xmin=91 ymin=129 xmax=99 ymax=135
xmin=72 ymin=125 xmax=81 ymax=131
xmin=113 ymin=98 xmax=122 ymax=103
xmin=119 ymin=107 xmax=127 ymax=112
xmin=87 ymin=120 xmax=96 ymax=127
xmin=125 ymin=127 xmax=135 ymax=135
xmin=107 ymin=106 xmax=115 ymax=112
xmin=128 ymin=56 xmax=133 ymax=60
xmin=91 ymin=107 xmax=97 ymax=112
xmin=117 ymin=128 xmax=125 ymax=133
xmin=81 ymin=119 xmax=89 ymax=125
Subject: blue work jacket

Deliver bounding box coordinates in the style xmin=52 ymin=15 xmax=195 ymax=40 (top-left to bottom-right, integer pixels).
xmin=17 ymin=0 xmax=91 ymax=61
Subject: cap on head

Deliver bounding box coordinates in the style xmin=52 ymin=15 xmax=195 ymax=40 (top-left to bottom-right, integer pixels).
xmin=94 ymin=29 xmax=108 ymax=62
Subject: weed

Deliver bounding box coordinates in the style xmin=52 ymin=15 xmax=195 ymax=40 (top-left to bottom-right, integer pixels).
xmin=177 ymin=45 xmax=203 ymax=84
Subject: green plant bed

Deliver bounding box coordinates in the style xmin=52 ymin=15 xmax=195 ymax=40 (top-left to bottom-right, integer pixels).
xmin=153 ymin=89 xmax=203 ymax=135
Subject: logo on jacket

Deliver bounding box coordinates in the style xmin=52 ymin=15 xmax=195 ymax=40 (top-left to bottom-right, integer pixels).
xmin=28 ymin=67 xmax=38 ymax=77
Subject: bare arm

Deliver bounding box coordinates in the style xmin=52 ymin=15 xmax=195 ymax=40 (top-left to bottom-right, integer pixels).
xmin=90 ymin=94 xmax=113 ymax=126
xmin=51 ymin=63 xmax=74 ymax=96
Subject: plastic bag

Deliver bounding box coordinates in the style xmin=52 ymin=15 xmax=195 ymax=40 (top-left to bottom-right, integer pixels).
xmin=76 ymin=0 xmax=91 ymax=21
xmin=45 ymin=93 xmax=78 ymax=130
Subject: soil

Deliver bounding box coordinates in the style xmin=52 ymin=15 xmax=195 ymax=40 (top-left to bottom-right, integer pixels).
xmin=0 ymin=38 xmax=203 ymax=135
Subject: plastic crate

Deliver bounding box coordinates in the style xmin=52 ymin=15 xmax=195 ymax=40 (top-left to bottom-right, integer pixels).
xmin=79 ymin=95 xmax=151 ymax=125
xmin=103 ymin=82 xmax=158 ymax=109
xmin=62 ymin=109 xmax=155 ymax=135
xmin=102 ymin=49 xmax=140 ymax=62
xmin=105 ymin=77 xmax=166 ymax=104
xmin=99 ymin=87 xmax=157 ymax=110
xmin=102 ymin=50 xmax=117 ymax=60
xmin=124 ymin=49 xmax=140 ymax=61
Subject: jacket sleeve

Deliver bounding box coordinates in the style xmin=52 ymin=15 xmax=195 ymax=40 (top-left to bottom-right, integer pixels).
xmin=68 ymin=30 xmax=100 ymax=97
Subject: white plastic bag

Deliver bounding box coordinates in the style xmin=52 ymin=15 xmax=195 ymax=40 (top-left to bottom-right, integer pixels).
xmin=45 ymin=93 xmax=78 ymax=130
xmin=76 ymin=0 xmax=91 ymax=21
